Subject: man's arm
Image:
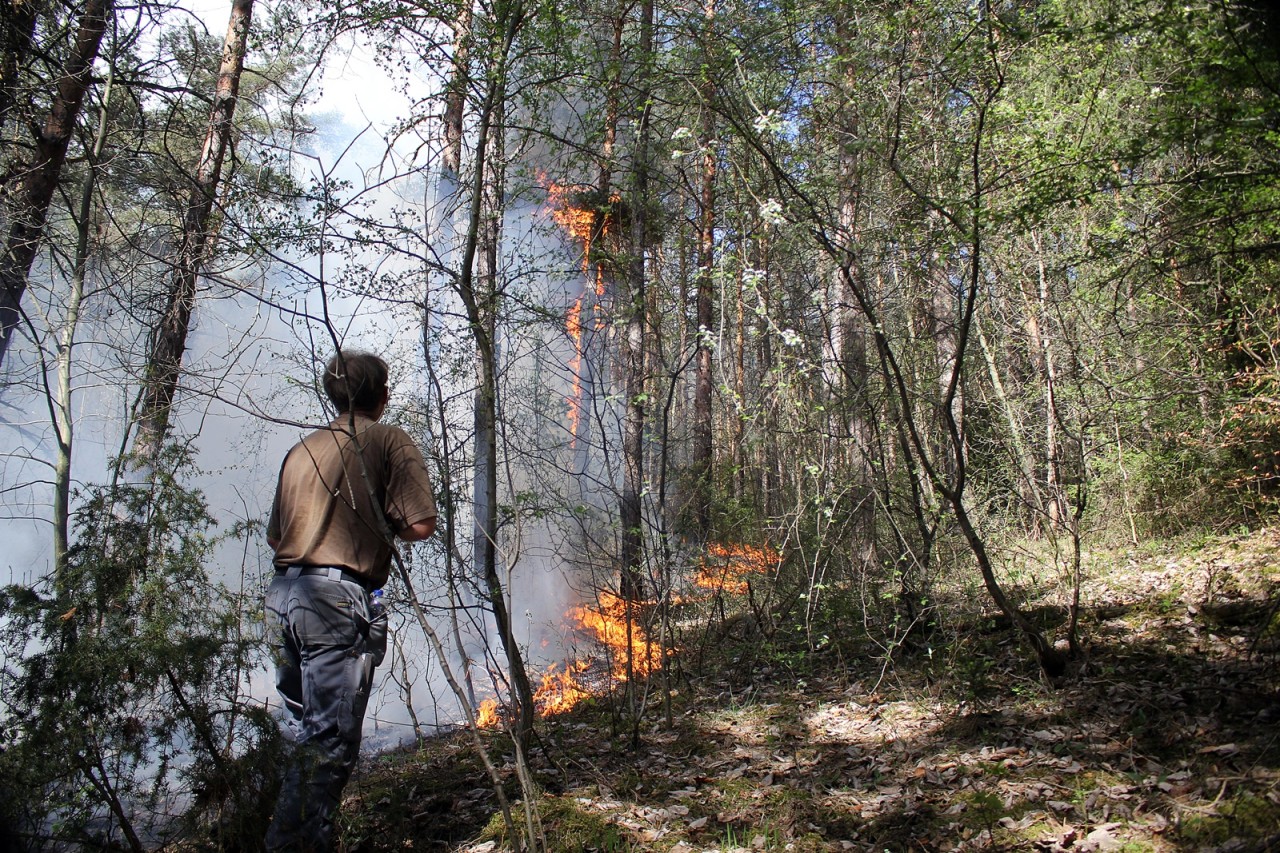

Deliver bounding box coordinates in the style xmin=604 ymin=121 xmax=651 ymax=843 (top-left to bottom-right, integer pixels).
xmin=267 ymin=455 xmax=287 ymax=554
xmin=398 ymin=516 xmax=436 ymax=542
xmin=382 ymin=427 xmax=438 ymax=543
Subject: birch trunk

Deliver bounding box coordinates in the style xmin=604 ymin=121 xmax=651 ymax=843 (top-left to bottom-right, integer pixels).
xmin=619 ymin=0 xmax=652 ymax=602
xmin=51 ymin=65 xmax=113 ymax=579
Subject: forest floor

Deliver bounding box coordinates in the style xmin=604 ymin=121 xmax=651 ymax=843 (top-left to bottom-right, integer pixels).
xmin=340 ymin=526 xmax=1280 ymax=853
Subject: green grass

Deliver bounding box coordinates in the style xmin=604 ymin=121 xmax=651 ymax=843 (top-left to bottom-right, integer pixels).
xmin=480 ymin=796 xmax=632 ymax=853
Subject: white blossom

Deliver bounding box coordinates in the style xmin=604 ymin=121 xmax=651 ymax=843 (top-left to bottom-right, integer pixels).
xmin=759 ymin=198 xmax=784 ymax=225
xmin=753 ymin=110 xmax=782 ymax=135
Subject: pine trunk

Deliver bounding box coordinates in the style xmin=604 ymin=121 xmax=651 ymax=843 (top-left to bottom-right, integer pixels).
xmin=131 ymin=0 xmax=253 ymax=465
xmin=0 ymin=0 xmax=112 ymax=368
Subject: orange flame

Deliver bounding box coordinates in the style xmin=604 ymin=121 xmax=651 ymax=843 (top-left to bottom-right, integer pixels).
xmin=476 ymin=698 xmax=499 ymax=729
xmin=532 ymin=659 xmax=594 ymax=715
xmin=565 ymin=293 xmax=585 ymax=442
xmin=542 ymin=177 xmax=620 ymax=448
xmin=471 ymin=589 xmax=665 ymax=727
xmin=473 ymin=545 xmax=777 ymax=729
xmin=545 ymin=181 xmax=598 ymax=268
xmin=695 ymin=543 xmax=779 ymax=595
xmin=569 ymin=590 xmax=660 ymax=680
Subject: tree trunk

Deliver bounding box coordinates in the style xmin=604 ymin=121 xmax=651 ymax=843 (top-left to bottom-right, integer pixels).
xmin=453 ymin=3 xmax=535 ymax=751
xmin=0 ymin=0 xmax=112 ymax=369
xmin=597 ymin=9 xmax=622 ymax=191
xmin=1032 ymin=236 xmax=1068 ymax=525
xmin=51 ymin=64 xmax=113 ymax=580
xmin=0 ymin=0 xmax=40 ymax=136
xmin=732 ymin=259 xmax=745 ymax=497
xmin=975 ymin=315 xmax=1040 ymax=525
xmin=619 ymin=0 xmax=652 ymax=603
xmin=130 ymin=0 xmax=252 ymax=465
xmin=475 ymin=150 xmax=536 ymax=751
xmin=442 ymin=0 xmax=472 ymax=175
xmin=817 ymin=10 xmax=885 ymax=582
xmin=690 ymin=0 xmax=716 ymax=529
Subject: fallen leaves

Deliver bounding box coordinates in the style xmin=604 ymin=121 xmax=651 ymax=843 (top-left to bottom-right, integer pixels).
xmin=353 ymin=529 xmax=1280 ymax=853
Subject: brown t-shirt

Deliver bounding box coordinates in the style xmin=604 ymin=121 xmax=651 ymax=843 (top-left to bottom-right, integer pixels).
xmin=267 ymin=413 xmax=437 ymax=588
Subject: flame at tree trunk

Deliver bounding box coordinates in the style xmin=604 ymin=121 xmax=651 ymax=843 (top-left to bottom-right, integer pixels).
xmin=542 ymin=177 xmax=616 ymax=449
xmin=564 ymin=292 xmax=586 ymax=442
xmin=473 ymin=589 xmax=658 ymax=728
xmin=470 ymin=180 xmax=680 ymax=731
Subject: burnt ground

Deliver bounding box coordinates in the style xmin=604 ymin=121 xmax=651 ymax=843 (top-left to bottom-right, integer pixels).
xmin=339 ymin=527 xmax=1280 ymax=853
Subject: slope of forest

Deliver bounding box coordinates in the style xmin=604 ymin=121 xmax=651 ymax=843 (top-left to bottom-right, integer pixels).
xmin=342 ymin=527 xmax=1280 ymax=853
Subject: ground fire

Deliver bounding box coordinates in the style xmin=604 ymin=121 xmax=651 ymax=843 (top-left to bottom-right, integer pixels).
xmin=473 ymin=589 xmax=656 ymax=728
xmin=694 ymin=542 xmax=779 ymax=595
xmin=472 ymin=543 xmax=778 ymax=729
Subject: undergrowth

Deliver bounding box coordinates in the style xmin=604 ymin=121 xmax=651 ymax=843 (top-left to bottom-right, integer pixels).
xmin=334 ymin=526 xmax=1280 ymax=853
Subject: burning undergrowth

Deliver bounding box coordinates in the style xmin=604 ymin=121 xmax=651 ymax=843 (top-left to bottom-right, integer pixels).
xmin=694 ymin=542 xmax=779 ymax=596
xmin=474 ymin=589 xmax=662 ymax=729
xmin=474 ymin=543 xmax=779 ymax=729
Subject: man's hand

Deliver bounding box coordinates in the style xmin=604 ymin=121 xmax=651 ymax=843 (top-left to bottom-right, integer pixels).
xmin=399 ymin=517 xmax=437 ymax=542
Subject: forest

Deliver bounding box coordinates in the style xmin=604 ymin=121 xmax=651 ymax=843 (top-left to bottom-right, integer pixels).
xmin=0 ymin=0 xmax=1277 ymax=849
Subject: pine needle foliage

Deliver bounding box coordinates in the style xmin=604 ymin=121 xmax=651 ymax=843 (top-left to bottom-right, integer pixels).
xmin=0 ymin=447 xmax=279 ymax=851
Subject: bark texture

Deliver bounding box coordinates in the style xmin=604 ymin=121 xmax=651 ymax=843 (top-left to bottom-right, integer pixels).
xmin=131 ymin=0 xmax=252 ymax=464
xmin=0 ymin=0 xmax=112 ymax=369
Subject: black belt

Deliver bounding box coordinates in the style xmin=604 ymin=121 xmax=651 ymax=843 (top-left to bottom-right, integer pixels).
xmin=277 ymin=565 xmax=375 ymax=592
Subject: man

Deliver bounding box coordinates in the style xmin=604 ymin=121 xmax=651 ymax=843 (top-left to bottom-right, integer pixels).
xmin=264 ymin=350 xmax=437 ymax=852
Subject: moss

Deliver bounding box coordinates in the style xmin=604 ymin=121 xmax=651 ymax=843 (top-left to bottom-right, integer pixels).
xmin=480 ymin=795 xmax=631 ymax=852
xmin=1010 ymin=820 xmax=1061 ymax=845
xmin=1177 ymin=792 xmax=1280 ymax=847
xmin=1069 ymin=770 xmax=1126 ymax=802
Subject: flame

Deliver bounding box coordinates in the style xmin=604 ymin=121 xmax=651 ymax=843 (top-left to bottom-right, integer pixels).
xmin=473 ymin=659 xmax=597 ymax=729
xmin=472 ymin=545 xmax=779 ymax=729
xmin=471 ymin=589 xmax=664 ymax=727
xmin=546 ymin=181 xmax=598 ymax=266
xmin=591 ymin=269 xmax=606 ymax=334
xmin=569 ymin=590 xmax=660 ymax=679
xmin=541 ymin=176 xmax=619 ymax=448
xmin=565 ymin=293 xmax=585 ymax=442
xmin=695 ymin=543 xmax=779 ymax=595
xmin=476 ymin=698 xmax=499 ymax=729
xmin=532 ymin=659 xmax=594 ymax=715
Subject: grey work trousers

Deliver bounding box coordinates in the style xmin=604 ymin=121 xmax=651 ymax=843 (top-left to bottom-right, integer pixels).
xmin=264 ymin=568 xmax=380 ymax=853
